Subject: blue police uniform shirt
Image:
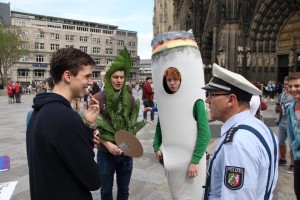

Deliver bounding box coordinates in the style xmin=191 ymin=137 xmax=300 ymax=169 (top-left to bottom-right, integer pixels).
xmin=208 ymin=111 xmax=278 ymax=200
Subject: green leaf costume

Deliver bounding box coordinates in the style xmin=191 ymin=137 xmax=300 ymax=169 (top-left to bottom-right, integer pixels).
xmin=94 ymin=47 xmax=146 ymax=142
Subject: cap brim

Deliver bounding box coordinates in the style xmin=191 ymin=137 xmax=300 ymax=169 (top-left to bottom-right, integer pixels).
xmin=202 ymin=85 xmax=226 ymax=91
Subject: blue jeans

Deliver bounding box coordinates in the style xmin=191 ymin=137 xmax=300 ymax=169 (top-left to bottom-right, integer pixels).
xmin=278 ymin=122 xmax=289 ymax=147
xmin=97 ymin=151 xmax=133 ymax=200
xmin=143 ymin=99 xmax=154 ymax=121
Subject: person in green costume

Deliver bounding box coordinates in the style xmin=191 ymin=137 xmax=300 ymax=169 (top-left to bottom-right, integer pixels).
xmin=93 ymin=47 xmax=146 ymax=200
xmin=153 ymin=67 xmax=211 ymax=178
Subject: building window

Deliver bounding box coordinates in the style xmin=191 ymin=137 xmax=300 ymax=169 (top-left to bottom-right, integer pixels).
xmin=90 ymin=28 xmax=101 ymax=33
xmin=106 ymin=59 xmax=113 ymax=65
xmin=117 ymin=49 xmax=122 ymax=54
xmin=66 ymin=45 xmax=74 ymax=48
xmin=80 ymin=36 xmax=88 ymax=42
xmin=270 ymin=67 xmax=275 ymax=73
xmin=117 ymin=40 xmax=124 ymax=46
xmin=94 ymin=58 xmax=102 ymax=65
xmin=35 ymin=43 xmax=44 ymax=50
xmin=77 ymin=26 xmax=89 ymax=32
xmin=51 ymin=44 xmax=60 ymax=51
xmin=92 ymin=47 xmax=101 ymax=54
xmin=34 ymin=69 xmax=45 ymax=77
xmin=132 ymin=61 xmax=136 ymax=67
xmin=21 ymin=31 xmax=28 ymax=37
xmin=66 ymin=34 xmax=75 ymax=41
xmin=93 ymin=38 xmax=101 ymax=44
xmin=258 ymin=67 xmax=262 ymax=72
xmin=105 ymin=48 xmax=113 ymax=55
xmin=36 ymin=55 xmax=44 ymax=62
xmin=17 ymin=69 xmax=29 ymax=77
xmin=106 ymin=39 xmax=113 ymax=45
xmin=129 ymin=51 xmax=135 ymax=56
xmin=20 ymin=42 xmax=28 ymax=49
xmin=103 ymin=30 xmax=113 ymax=35
xmin=50 ymin=33 xmax=60 ymax=40
xmin=128 ymin=73 xmax=133 ymax=79
xmin=92 ymin=71 xmax=101 ymax=78
xmin=129 ymin=41 xmax=136 ymax=47
xmin=35 ymin=32 xmax=44 ymax=38
xmin=63 ymin=25 xmax=75 ymax=30
xmin=80 ymin=46 xmax=88 ymax=52
xmin=19 ymin=55 xmax=28 ymax=62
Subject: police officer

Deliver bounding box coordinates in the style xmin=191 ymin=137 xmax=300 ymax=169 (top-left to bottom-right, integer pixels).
xmin=203 ymin=63 xmax=278 ymax=200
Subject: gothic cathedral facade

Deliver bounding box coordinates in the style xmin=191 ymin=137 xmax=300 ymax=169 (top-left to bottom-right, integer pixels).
xmin=153 ymin=0 xmax=300 ymax=83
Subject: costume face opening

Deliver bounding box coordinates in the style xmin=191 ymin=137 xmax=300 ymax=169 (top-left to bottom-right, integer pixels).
xmin=163 ymin=67 xmax=181 ymax=94
xmin=110 ymin=70 xmax=125 ymax=91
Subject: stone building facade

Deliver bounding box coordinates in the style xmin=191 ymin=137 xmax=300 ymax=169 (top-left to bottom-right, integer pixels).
xmin=138 ymin=59 xmax=152 ymax=82
xmin=3 ymin=7 xmax=139 ymax=85
xmin=154 ymin=0 xmax=300 ymax=83
xmin=153 ymin=0 xmax=179 ymax=35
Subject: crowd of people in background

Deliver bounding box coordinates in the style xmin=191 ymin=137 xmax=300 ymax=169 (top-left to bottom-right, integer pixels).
xmin=6 ymin=81 xmax=22 ymax=104
xmin=5 ymin=81 xmax=39 ymax=104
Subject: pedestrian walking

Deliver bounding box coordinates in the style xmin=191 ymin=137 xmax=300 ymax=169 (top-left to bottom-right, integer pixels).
xmin=142 ymin=77 xmax=155 ymax=123
xmin=6 ymin=81 xmax=14 ymax=104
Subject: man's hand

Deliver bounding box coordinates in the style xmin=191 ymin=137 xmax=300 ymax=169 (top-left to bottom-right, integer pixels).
xmin=155 ymin=150 xmax=164 ymax=165
xmin=155 ymin=150 xmax=162 ymax=160
xmin=83 ymin=94 xmax=99 ymax=125
xmin=144 ymin=107 xmax=152 ymax=112
xmin=275 ymin=103 xmax=281 ymax=113
xmin=93 ymin=130 xmax=100 ymax=148
xmin=188 ymin=163 xmax=199 ymax=178
xmin=102 ymin=141 xmax=122 ymax=156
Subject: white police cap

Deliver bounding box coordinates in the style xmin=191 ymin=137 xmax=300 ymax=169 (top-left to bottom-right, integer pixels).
xmin=202 ymin=63 xmax=262 ymax=102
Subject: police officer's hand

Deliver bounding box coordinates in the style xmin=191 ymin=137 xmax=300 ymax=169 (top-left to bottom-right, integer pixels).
xmin=83 ymin=94 xmax=99 ymax=125
xmin=188 ymin=163 xmax=199 ymax=178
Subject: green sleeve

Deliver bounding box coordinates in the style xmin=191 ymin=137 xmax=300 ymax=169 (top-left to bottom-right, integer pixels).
xmin=153 ymin=117 xmax=162 ymax=152
xmin=191 ymin=99 xmax=211 ymax=163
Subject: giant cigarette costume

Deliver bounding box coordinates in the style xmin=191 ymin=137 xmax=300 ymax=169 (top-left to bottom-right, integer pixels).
xmin=151 ymin=31 xmax=207 ymax=199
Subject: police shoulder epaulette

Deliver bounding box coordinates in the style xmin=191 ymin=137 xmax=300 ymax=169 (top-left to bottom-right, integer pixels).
xmin=224 ymin=127 xmax=238 ymax=144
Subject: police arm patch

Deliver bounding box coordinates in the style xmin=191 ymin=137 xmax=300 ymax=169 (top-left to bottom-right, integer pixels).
xmin=224 ymin=166 xmax=244 ymax=190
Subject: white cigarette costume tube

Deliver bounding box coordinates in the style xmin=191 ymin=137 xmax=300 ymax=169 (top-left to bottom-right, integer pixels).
xmin=151 ymin=31 xmax=206 ymax=199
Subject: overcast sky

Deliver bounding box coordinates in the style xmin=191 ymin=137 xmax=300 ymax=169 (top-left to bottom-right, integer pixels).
xmin=2 ymin=0 xmax=154 ymax=59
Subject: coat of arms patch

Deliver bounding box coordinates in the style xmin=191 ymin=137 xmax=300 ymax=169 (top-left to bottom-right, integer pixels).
xmin=224 ymin=166 xmax=244 ymax=190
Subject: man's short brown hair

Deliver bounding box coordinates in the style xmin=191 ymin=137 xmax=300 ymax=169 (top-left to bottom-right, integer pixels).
xmin=289 ymin=72 xmax=300 ymax=81
xmin=50 ymin=48 xmax=95 ymax=84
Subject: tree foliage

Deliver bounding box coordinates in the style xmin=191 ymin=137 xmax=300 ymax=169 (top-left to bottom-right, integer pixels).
xmin=0 ymin=25 xmax=29 ymax=86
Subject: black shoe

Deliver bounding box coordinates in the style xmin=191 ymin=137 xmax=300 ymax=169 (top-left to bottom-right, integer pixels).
xmin=279 ymin=159 xmax=287 ymax=166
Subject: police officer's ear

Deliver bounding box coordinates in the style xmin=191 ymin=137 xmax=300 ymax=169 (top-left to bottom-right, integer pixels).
xmin=227 ymin=93 xmax=238 ymax=106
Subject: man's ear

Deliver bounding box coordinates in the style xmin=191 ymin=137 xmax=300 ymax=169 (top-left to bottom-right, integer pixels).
xmin=63 ymin=71 xmax=72 ymax=83
xmin=227 ymin=94 xmax=237 ymax=106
